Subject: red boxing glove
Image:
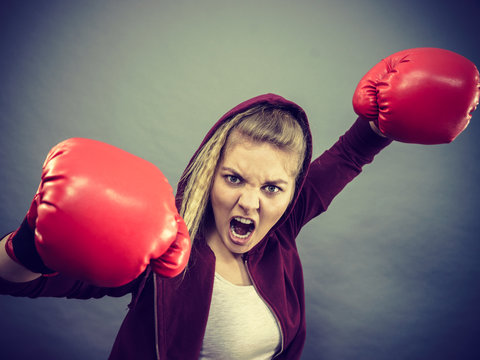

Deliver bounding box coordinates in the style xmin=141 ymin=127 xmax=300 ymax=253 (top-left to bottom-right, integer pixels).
xmin=353 ymin=47 xmax=480 ymax=144
xmin=6 ymin=138 xmax=191 ymax=286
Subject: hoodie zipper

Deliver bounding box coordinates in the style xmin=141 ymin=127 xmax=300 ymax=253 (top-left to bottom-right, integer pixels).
xmin=244 ymin=257 xmax=284 ymax=358
xmin=153 ymin=273 xmax=161 ymax=360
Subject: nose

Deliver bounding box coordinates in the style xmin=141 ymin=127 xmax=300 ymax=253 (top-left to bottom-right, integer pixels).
xmin=237 ymin=188 xmax=260 ymax=213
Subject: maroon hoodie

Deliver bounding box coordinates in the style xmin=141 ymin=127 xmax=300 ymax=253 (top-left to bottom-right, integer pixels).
xmin=0 ymin=94 xmax=392 ymax=359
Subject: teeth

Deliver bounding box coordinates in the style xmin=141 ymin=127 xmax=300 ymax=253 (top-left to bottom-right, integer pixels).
xmin=230 ymin=217 xmax=255 ymax=240
xmin=234 ymin=217 xmax=253 ymax=225
xmin=231 ymin=225 xmax=252 ymax=239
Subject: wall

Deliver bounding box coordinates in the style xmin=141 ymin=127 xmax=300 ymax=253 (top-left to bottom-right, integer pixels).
xmin=1 ymin=1 xmax=479 ymax=359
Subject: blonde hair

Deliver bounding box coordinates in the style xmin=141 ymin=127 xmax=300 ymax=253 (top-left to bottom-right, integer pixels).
xmin=179 ymin=105 xmax=306 ymax=243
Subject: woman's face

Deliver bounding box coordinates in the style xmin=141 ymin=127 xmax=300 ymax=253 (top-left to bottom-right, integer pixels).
xmin=208 ymin=131 xmax=299 ymax=257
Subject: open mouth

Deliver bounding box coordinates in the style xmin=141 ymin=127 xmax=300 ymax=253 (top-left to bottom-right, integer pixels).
xmin=230 ymin=216 xmax=255 ymax=241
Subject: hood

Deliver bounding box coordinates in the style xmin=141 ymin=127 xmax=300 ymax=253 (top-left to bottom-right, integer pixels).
xmin=175 ymin=93 xmax=313 ymax=238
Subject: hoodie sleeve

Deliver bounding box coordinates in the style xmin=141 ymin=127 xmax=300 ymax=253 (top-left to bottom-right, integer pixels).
xmin=291 ymin=117 xmax=392 ymax=231
xmin=0 ymin=270 xmax=146 ymax=300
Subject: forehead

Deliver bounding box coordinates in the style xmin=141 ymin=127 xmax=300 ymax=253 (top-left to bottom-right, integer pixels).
xmin=221 ymin=131 xmax=298 ymax=179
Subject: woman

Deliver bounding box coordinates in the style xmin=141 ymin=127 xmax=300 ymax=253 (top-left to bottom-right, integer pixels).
xmin=1 ymin=48 xmax=478 ymax=359
xmin=171 ymin=95 xmax=390 ymax=359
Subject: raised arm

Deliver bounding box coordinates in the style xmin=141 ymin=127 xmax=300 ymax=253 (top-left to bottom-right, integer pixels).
xmin=293 ymin=117 xmax=391 ymax=227
xmin=294 ymin=48 xmax=479 ymax=229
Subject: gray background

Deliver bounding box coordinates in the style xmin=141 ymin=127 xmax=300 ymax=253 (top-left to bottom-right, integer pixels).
xmin=1 ymin=0 xmax=479 ymax=359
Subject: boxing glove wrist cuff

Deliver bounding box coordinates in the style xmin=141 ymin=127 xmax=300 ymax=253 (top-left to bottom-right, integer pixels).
xmin=369 ymin=121 xmax=388 ymax=138
xmin=4 ymin=232 xmax=19 ymax=263
xmin=9 ymin=218 xmax=56 ymax=275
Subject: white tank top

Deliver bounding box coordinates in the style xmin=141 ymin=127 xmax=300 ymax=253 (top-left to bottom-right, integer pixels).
xmin=199 ymin=272 xmax=282 ymax=359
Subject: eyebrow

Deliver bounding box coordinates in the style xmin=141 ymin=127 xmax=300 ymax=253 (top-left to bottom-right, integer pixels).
xmin=220 ymin=166 xmax=290 ymax=185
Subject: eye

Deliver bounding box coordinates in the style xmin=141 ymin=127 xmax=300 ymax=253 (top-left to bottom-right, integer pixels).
xmin=263 ymin=184 xmax=281 ymax=194
xmin=225 ymin=175 xmax=242 ymax=185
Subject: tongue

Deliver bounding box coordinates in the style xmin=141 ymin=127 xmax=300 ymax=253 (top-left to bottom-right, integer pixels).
xmin=232 ymin=219 xmax=251 ymax=236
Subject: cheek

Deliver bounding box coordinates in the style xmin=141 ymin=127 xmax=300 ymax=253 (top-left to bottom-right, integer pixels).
xmin=210 ymin=180 xmax=232 ymax=214
xmin=210 ymin=188 xmax=222 ymax=215
xmin=262 ymin=197 xmax=291 ymax=228
xmin=273 ymin=204 xmax=289 ymax=222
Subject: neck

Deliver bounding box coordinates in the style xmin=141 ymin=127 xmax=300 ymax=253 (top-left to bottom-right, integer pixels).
xmin=205 ymin=228 xmax=252 ymax=286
